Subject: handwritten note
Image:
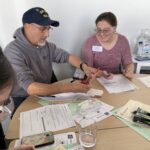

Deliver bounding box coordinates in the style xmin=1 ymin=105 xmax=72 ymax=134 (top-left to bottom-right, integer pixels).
xmin=97 ymin=74 xmax=136 ymax=93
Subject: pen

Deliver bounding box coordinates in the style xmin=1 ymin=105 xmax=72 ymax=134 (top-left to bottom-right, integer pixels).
xmin=96 ymin=68 xmax=111 ymax=77
xmin=70 ymin=79 xmax=76 ymax=83
xmin=41 ymin=117 xmax=46 ymax=131
xmin=42 ymin=95 xmax=56 ymax=98
xmin=102 ymin=70 xmax=111 ymax=77
xmin=50 ymin=95 xmax=56 ymax=98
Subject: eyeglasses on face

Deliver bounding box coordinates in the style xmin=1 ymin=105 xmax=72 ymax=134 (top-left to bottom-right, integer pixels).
xmin=31 ymin=23 xmax=53 ymax=32
xmin=0 ymin=97 xmax=13 ymax=114
xmin=95 ymin=27 xmax=115 ymax=35
xmin=0 ymin=105 xmax=11 ymax=114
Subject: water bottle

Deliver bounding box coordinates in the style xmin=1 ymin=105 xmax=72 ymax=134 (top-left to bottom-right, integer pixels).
xmin=137 ymin=41 xmax=143 ymax=56
xmin=137 ymin=29 xmax=150 ymax=57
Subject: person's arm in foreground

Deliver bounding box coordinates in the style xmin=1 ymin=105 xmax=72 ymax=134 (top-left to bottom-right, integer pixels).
xmin=13 ymin=145 xmax=35 ymax=150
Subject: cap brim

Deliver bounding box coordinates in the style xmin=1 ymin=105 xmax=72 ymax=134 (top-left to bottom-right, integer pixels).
xmin=50 ymin=20 xmax=59 ymax=27
xmin=39 ymin=19 xmax=59 ymax=27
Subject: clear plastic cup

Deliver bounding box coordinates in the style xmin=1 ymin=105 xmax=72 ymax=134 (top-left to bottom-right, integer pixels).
xmin=78 ymin=118 xmax=97 ymax=148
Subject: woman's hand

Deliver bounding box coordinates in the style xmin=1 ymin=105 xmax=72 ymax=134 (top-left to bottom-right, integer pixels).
xmin=123 ymin=69 xmax=133 ymax=79
xmin=94 ymin=69 xmax=113 ymax=80
xmin=123 ymin=63 xmax=134 ymax=79
xmin=81 ymin=64 xmax=98 ymax=76
xmin=102 ymin=71 xmax=113 ymax=79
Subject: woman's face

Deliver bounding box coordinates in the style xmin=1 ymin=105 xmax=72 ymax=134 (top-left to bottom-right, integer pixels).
xmin=0 ymin=85 xmax=12 ymax=106
xmin=96 ymin=20 xmax=116 ymax=42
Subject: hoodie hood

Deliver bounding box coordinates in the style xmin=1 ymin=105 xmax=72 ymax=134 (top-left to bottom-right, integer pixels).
xmin=14 ymin=28 xmax=31 ymax=46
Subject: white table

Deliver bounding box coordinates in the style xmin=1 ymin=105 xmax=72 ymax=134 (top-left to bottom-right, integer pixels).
xmin=132 ymin=56 xmax=150 ymax=73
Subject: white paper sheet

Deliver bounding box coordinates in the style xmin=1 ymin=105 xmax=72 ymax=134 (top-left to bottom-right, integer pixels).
xmin=115 ymin=99 xmax=150 ymax=123
xmin=36 ymin=132 xmax=77 ymax=150
xmin=69 ymin=99 xmax=114 ymax=126
xmin=39 ymin=89 xmax=103 ymax=101
xmin=97 ymin=74 xmax=136 ymax=93
xmin=15 ymin=132 xmax=84 ymax=150
xmin=87 ymin=89 xmax=103 ymax=97
xmin=137 ymin=76 xmax=150 ymax=87
xmin=20 ymin=104 xmax=76 ymax=138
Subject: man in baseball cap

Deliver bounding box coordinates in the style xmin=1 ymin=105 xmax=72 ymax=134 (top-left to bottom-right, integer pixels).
xmin=22 ymin=7 xmax=59 ymax=27
xmin=4 ymin=7 xmax=97 ymax=113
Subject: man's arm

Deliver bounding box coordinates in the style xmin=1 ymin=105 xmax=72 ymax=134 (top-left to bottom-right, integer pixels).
xmin=27 ymin=54 xmax=99 ymax=96
xmin=27 ymin=80 xmax=90 ymax=96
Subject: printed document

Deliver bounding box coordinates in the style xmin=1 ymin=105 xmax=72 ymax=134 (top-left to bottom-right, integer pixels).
xmin=137 ymin=76 xmax=150 ymax=87
xmin=68 ymin=99 xmax=114 ymax=126
xmin=115 ymin=99 xmax=150 ymax=123
xmin=20 ymin=104 xmax=75 ymax=138
xmin=97 ymin=74 xmax=136 ymax=93
xmin=113 ymin=100 xmax=150 ymax=141
xmin=15 ymin=132 xmax=85 ymax=150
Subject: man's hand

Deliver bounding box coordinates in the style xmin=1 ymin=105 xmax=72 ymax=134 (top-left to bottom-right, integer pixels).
xmin=71 ymin=80 xmax=91 ymax=93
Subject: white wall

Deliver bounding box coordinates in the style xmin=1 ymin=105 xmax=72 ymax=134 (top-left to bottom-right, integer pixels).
xmin=0 ymin=0 xmax=150 ymax=79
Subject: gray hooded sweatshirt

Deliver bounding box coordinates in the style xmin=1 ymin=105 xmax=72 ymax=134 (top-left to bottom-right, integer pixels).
xmin=4 ymin=27 xmax=70 ymax=97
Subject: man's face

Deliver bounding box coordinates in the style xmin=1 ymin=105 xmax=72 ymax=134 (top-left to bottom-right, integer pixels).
xmin=25 ymin=23 xmax=52 ymax=46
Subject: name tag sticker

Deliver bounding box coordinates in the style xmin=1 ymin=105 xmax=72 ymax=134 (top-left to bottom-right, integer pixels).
xmin=92 ymin=46 xmax=103 ymax=52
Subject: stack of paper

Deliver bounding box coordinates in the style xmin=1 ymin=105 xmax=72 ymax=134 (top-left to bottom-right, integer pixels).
xmin=113 ymin=100 xmax=150 ymax=141
xmin=97 ymin=74 xmax=136 ymax=93
xmin=20 ymin=104 xmax=76 ymax=138
xmin=115 ymin=100 xmax=150 ymax=123
xmin=38 ymin=89 xmax=103 ymax=106
xmin=137 ymin=76 xmax=150 ymax=87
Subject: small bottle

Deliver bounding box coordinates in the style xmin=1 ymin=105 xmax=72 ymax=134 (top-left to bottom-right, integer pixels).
xmin=143 ymin=42 xmax=150 ymax=57
xmin=137 ymin=41 xmax=143 ymax=56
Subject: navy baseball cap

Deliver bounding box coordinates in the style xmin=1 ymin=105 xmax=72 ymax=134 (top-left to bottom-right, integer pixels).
xmin=22 ymin=7 xmax=59 ymax=27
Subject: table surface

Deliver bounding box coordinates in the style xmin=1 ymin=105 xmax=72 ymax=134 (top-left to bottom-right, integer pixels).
xmin=6 ymin=74 xmax=150 ymax=149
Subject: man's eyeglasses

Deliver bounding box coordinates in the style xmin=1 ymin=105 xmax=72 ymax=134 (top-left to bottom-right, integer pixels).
xmin=31 ymin=23 xmax=53 ymax=32
xmin=95 ymin=27 xmax=115 ymax=35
